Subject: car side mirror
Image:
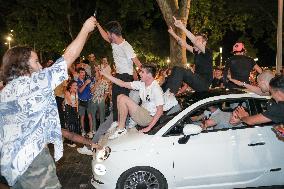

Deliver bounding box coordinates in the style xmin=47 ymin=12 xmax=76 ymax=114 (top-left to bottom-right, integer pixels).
xmin=178 ymin=124 xmax=202 ymax=144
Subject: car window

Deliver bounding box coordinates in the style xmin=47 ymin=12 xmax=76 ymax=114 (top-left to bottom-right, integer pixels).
xmin=254 ymin=99 xmax=271 ymax=113
xmin=164 ymin=99 xmax=250 ymax=136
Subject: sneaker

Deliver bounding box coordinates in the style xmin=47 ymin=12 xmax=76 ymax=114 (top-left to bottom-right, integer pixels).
xmin=108 ymin=121 xmax=118 ymax=133
xmin=110 ymin=121 xmax=118 ymax=129
xmin=67 ymin=143 xmax=76 ymax=147
xmin=127 ymin=118 xmax=137 ymax=129
xmin=108 ymin=128 xmax=127 ymax=140
xmin=87 ymin=132 xmax=93 ymax=138
xmin=77 ymin=146 xmax=93 ymax=156
xmin=81 ymin=130 xmax=86 ymax=137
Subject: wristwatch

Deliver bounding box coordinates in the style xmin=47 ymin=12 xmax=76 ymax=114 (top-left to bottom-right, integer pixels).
xmin=242 ymin=82 xmax=246 ymax=87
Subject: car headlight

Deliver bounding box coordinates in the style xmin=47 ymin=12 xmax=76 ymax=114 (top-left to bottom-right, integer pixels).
xmin=94 ymin=163 xmax=107 ymax=176
xmin=96 ymin=146 xmax=111 ymax=162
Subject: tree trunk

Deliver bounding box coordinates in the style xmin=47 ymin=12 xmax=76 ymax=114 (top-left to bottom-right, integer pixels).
xmin=156 ymin=0 xmax=191 ymax=67
xmin=169 ymin=32 xmax=187 ymax=66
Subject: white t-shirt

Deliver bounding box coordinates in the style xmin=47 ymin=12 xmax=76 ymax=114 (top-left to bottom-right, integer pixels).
xmin=130 ymin=80 xmax=164 ymax=116
xmin=163 ymin=90 xmax=178 ymax=111
xmin=111 ymin=40 xmax=136 ymax=75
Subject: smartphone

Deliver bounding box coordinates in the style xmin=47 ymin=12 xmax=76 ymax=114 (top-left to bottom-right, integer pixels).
xmin=274 ymin=125 xmax=284 ymax=138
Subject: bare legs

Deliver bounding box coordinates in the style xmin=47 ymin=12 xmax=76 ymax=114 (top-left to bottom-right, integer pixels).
xmin=117 ymin=94 xmax=139 ymax=129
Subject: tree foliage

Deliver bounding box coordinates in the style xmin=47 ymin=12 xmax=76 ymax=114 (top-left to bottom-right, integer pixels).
xmin=0 ymin=0 xmax=278 ymax=66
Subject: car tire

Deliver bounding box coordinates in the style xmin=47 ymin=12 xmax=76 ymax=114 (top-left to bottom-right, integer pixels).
xmin=116 ymin=166 xmax=168 ymax=189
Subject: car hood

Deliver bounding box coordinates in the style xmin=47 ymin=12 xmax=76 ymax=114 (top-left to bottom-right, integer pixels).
xmin=104 ymin=129 xmax=152 ymax=152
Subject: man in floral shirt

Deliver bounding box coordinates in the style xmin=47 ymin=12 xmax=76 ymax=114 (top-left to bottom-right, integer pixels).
xmin=0 ymin=17 xmax=96 ymax=188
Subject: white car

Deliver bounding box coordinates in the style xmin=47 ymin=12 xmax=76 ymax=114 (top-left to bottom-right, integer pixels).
xmin=91 ymin=89 xmax=284 ymax=189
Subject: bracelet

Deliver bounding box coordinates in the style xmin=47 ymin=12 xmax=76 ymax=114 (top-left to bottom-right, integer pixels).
xmin=242 ymin=82 xmax=246 ymax=87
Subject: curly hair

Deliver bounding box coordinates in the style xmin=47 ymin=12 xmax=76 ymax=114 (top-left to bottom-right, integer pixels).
xmin=0 ymin=46 xmax=33 ymax=83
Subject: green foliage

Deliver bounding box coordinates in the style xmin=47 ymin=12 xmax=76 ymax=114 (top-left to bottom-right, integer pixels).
xmin=6 ymin=0 xmax=70 ymax=55
xmin=1 ymin=0 xmax=278 ymax=63
xmin=189 ymin=0 xmax=251 ymax=49
xmin=226 ymin=0 xmax=278 ymax=50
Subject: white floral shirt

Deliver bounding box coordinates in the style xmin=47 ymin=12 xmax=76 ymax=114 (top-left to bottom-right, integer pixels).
xmin=0 ymin=57 xmax=67 ymax=186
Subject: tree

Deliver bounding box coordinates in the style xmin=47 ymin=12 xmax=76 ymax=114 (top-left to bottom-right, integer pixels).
xmin=6 ymin=0 xmax=72 ymax=61
xmin=156 ymin=0 xmax=190 ymax=66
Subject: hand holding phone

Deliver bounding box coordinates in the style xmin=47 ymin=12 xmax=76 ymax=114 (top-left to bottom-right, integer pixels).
xmin=273 ymin=124 xmax=284 ymax=139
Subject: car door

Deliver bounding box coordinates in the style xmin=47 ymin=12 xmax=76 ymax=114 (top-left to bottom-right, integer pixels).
xmin=252 ymin=99 xmax=284 ymax=185
xmin=168 ymin=99 xmax=272 ymax=189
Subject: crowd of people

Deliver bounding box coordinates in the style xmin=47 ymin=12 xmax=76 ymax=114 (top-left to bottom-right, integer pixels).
xmin=0 ymin=15 xmax=284 ymax=189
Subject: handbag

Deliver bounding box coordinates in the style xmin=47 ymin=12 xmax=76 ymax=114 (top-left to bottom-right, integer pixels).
xmin=79 ymin=100 xmax=88 ymax=108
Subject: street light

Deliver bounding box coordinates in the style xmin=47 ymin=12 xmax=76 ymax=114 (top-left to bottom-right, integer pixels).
xmin=5 ymin=30 xmax=14 ymax=49
xmin=6 ymin=36 xmax=12 ymax=49
xmin=219 ymin=47 xmax=223 ymax=67
xmin=166 ymin=57 xmax=170 ymax=64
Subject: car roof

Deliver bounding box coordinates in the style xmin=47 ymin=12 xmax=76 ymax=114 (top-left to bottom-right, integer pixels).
xmin=178 ymin=88 xmax=246 ymax=102
xmin=176 ymin=88 xmax=270 ymax=112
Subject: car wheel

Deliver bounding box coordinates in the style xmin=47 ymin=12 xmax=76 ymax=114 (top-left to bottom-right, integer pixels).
xmin=116 ymin=166 xmax=168 ymax=189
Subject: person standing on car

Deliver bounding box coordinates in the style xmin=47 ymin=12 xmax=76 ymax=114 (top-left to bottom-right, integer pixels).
xmin=94 ymin=19 xmax=142 ymax=130
xmin=223 ymin=42 xmax=262 ymax=89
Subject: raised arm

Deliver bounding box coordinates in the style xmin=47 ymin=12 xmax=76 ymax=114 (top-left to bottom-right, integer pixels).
xmin=63 ymin=17 xmax=96 ymax=68
xmin=94 ymin=18 xmax=111 ymax=43
xmin=168 ymin=26 xmax=193 ymax=53
xmin=173 ymin=16 xmax=205 ymax=53
xmin=132 ymin=57 xmax=142 ymax=70
xmin=253 ymin=64 xmax=263 ymax=74
xmin=100 ymin=69 xmax=132 ymax=89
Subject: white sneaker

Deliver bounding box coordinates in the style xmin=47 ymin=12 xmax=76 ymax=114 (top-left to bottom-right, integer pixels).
xmin=81 ymin=130 xmax=86 ymax=137
xmin=77 ymin=146 xmax=93 ymax=155
xmin=108 ymin=121 xmax=118 ymax=133
xmin=108 ymin=128 xmax=127 ymax=140
xmin=87 ymin=132 xmax=93 ymax=138
xmin=67 ymin=143 xmax=76 ymax=147
xmin=110 ymin=121 xmax=118 ymax=129
xmin=127 ymin=118 xmax=137 ymax=129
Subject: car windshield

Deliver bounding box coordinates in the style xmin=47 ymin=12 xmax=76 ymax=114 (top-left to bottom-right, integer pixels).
xmin=142 ymin=89 xmax=248 ymax=135
xmin=146 ymin=93 xmax=198 ymax=135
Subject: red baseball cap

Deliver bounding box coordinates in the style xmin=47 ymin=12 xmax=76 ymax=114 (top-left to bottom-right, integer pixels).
xmin=233 ymin=42 xmax=245 ymax=53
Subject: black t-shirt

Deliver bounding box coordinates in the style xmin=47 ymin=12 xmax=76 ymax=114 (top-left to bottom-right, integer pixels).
xmin=224 ymin=55 xmax=256 ymax=83
xmin=193 ymin=48 xmax=213 ymax=85
xmin=211 ymin=78 xmax=224 ymax=88
xmin=262 ymin=101 xmax=284 ymax=123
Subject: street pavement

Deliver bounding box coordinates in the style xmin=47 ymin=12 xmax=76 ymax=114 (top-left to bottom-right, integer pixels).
xmin=55 ymin=143 xmax=94 ymax=189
